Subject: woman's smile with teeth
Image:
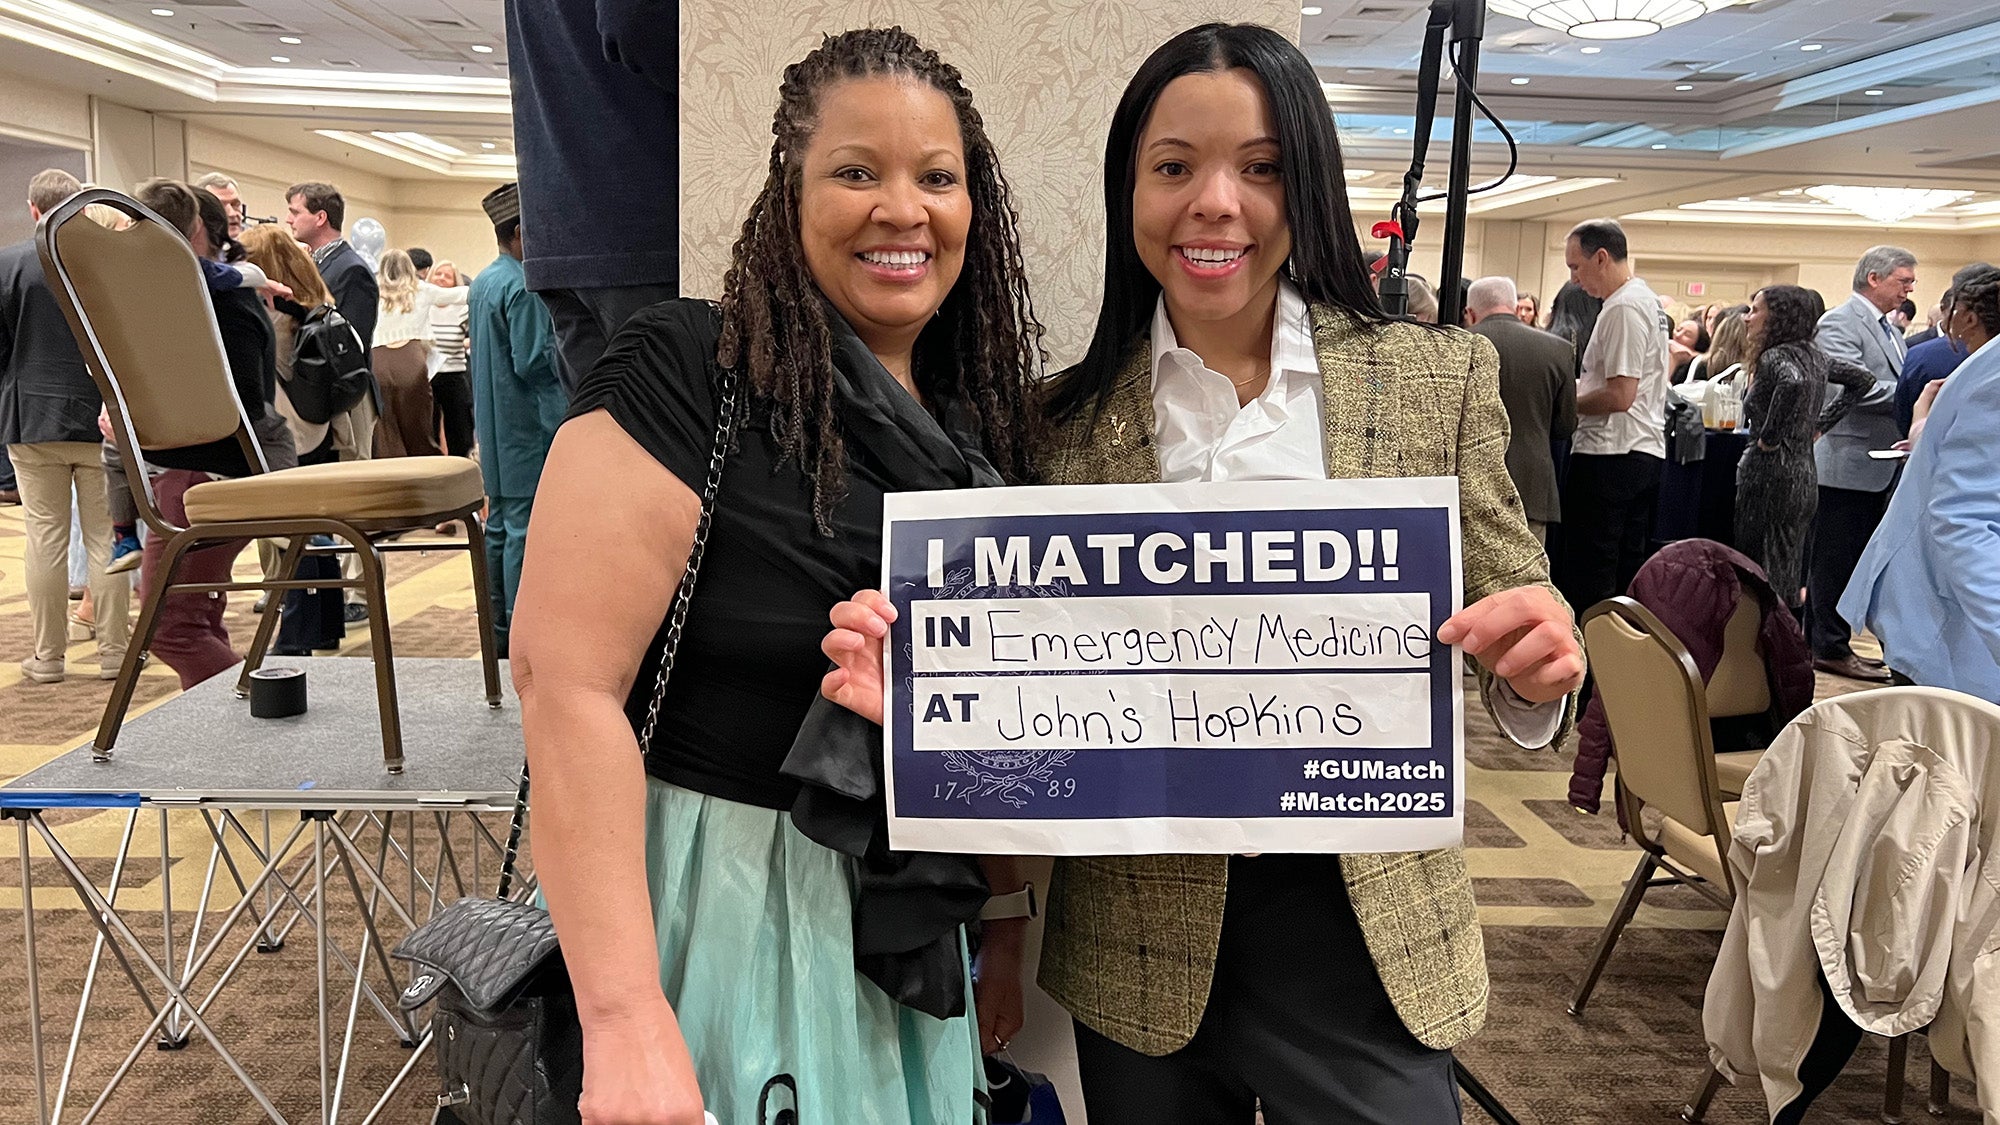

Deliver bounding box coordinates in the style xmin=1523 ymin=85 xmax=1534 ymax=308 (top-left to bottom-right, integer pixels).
xmin=1178 ymin=246 xmax=1247 ymax=264
xmin=860 ymin=249 xmax=930 ymax=266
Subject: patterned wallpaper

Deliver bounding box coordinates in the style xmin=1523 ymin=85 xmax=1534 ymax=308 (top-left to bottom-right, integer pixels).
xmin=678 ymin=1 xmax=1299 ymax=368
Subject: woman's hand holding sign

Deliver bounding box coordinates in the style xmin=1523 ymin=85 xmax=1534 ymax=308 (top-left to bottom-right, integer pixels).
xmin=822 ymin=590 xmax=897 ymax=726
xmin=1436 ymin=586 xmax=1585 ymax=704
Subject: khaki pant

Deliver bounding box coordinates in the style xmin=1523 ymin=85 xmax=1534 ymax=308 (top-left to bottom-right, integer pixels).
xmin=7 ymin=441 xmax=130 ymax=666
xmin=330 ymin=394 xmax=377 ymax=603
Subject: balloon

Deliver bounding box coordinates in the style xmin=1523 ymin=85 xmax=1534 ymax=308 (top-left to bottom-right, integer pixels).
xmin=349 ymin=216 xmax=387 ymax=270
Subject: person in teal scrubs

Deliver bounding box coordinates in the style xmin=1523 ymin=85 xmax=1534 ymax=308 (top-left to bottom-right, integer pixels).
xmin=468 ymin=182 xmax=564 ymax=656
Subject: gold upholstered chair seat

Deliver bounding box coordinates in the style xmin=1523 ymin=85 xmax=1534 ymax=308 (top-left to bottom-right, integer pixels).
xmin=184 ymin=456 xmax=485 ymax=524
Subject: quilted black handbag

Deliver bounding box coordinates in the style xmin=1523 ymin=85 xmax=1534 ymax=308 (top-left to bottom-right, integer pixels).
xmin=392 ymin=364 xmax=741 ymax=1125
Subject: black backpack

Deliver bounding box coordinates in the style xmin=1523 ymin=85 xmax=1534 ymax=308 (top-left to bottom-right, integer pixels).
xmin=286 ymin=304 xmax=371 ymax=424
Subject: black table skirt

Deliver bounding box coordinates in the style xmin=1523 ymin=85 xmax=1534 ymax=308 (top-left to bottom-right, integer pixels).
xmin=1653 ymin=428 xmax=1749 ymax=550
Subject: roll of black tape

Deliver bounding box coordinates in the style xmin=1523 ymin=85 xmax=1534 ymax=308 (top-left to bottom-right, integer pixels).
xmin=249 ymin=666 xmax=308 ymax=718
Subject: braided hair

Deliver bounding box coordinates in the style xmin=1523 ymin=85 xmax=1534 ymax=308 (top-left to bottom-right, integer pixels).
xmin=1951 ymin=265 xmax=2000 ymax=343
xmin=716 ymin=27 xmax=1044 ymax=532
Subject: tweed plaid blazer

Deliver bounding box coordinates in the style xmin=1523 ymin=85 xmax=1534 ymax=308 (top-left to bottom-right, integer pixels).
xmin=1033 ymin=303 xmax=1581 ymax=1056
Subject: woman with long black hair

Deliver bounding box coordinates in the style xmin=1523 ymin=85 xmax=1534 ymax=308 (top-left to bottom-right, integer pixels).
xmin=1735 ymin=285 xmax=1875 ymax=607
xmin=824 ymin=23 xmax=1584 ymax=1122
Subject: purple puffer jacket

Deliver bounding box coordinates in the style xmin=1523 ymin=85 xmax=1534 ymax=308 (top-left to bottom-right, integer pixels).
xmin=1568 ymin=539 xmax=1814 ymax=814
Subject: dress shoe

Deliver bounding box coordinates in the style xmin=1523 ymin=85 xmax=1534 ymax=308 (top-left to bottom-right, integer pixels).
xmin=1814 ymin=655 xmax=1893 ymax=683
xmin=1855 ymin=654 xmax=1888 ymax=670
xmin=343 ymin=602 xmax=370 ymax=625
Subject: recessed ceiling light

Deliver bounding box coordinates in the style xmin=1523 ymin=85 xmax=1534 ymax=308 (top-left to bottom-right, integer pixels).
xmin=1510 ymin=76 xmax=1531 ymax=85
xmin=150 ymin=7 xmax=173 ymax=14
xmin=270 ymin=55 xmax=290 ymax=63
xmin=1651 ymin=143 xmax=1667 ymax=149
xmin=1580 ymin=46 xmax=1602 ymax=54
xmin=1737 ymin=196 xmax=1752 ymax=202
xmin=1778 ymin=188 xmax=1804 ymax=195
xmin=1676 ymin=83 xmax=1695 ymax=91
xmin=1302 ymin=5 xmax=1324 ymax=13
xmin=1864 ymin=88 xmax=1884 ymax=96
xmin=481 ymin=142 xmax=497 ymax=149
xmin=1801 ymin=42 xmax=1823 ymax=51
xmin=1393 ymin=127 xmax=1409 ymax=134
xmin=279 ymin=35 xmax=301 ymax=44
xmin=472 ymin=44 xmax=495 ymax=54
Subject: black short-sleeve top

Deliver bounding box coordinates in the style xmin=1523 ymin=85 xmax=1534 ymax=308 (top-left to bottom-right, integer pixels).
xmin=566 ymin=299 xmax=889 ymax=810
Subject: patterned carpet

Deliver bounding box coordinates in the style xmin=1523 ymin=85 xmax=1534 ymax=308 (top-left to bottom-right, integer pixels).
xmin=0 ymin=500 xmax=1973 ymax=1124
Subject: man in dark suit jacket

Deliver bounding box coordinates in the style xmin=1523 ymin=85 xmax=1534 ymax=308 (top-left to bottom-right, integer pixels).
xmin=287 ymin=180 xmax=380 ymax=620
xmin=3 ymin=168 xmax=129 ymax=681
xmin=1468 ymin=275 xmax=1576 ymax=545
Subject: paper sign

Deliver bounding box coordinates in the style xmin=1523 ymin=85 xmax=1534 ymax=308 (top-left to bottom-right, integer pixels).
xmin=881 ymin=478 xmax=1464 ymax=855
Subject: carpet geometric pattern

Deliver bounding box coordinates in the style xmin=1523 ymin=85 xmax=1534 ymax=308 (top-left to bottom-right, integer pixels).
xmin=0 ymin=502 xmax=1974 ymax=1123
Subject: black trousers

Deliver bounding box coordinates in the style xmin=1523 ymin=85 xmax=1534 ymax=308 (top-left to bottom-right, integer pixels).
xmin=1071 ymin=855 xmax=1462 ymax=1125
xmin=1558 ymin=451 xmax=1664 ymax=615
xmin=1805 ymin=484 xmax=1891 ymax=660
xmin=430 ymin=367 xmax=475 ymax=458
xmin=538 ymin=284 xmax=679 ymax=398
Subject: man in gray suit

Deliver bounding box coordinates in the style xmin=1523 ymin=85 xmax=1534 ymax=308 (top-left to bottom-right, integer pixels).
xmin=1468 ymin=275 xmax=1576 ymax=545
xmin=1808 ymin=245 xmax=1914 ymax=682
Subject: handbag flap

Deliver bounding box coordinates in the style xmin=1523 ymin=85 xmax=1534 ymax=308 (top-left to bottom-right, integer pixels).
xmin=391 ymin=897 xmax=561 ymax=1013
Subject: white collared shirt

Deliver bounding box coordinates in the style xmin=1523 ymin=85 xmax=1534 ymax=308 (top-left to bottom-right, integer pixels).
xmin=1147 ymin=280 xmax=1563 ymax=749
xmin=1151 ymin=280 xmax=1327 ymax=483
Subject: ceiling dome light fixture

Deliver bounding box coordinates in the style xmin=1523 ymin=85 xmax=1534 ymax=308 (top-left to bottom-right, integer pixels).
xmin=1804 ymin=185 xmax=1973 ymax=224
xmin=1486 ymin=0 xmax=1737 ymax=40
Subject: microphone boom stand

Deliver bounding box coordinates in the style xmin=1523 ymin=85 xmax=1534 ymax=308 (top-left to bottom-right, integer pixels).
xmin=1376 ymin=4 xmax=1524 ymax=1122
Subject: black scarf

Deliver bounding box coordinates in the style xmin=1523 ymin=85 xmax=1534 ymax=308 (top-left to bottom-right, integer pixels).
xmin=781 ymin=313 xmax=1003 ymax=1020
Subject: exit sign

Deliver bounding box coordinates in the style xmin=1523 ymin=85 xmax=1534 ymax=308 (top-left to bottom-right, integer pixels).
xmin=1687 ymin=282 xmax=1708 ymax=297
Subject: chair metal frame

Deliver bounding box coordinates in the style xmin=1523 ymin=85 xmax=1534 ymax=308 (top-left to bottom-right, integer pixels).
xmin=1569 ymin=596 xmax=1738 ymax=1018
xmin=36 ymin=188 xmax=501 ymax=773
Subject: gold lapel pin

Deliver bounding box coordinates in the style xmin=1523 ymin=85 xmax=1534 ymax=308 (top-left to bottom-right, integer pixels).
xmin=1107 ymin=415 xmax=1128 ymax=447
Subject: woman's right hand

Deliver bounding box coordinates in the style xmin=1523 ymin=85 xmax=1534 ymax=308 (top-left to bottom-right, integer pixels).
xmin=821 ymin=589 xmax=897 ymax=726
xmin=974 ymin=920 xmax=1029 ymax=1055
xmin=578 ymin=1002 xmax=706 ymax=1125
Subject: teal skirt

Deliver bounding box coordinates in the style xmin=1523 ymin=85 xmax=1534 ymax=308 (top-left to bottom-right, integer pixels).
xmin=641 ymin=778 xmax=982 ymax=1124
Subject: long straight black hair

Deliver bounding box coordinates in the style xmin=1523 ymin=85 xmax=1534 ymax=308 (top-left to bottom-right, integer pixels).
xmin=1047 ymin=22 xmax=1388 ymax=423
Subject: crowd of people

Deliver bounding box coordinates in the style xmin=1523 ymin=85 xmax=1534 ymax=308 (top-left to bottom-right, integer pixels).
xmin=0 ymin=168 xmax=565 ymax=685
xmin=1459 ymin=232 xmax=1995 ymax=695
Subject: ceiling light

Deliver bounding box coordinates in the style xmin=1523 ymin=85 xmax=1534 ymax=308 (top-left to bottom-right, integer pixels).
xmin=270 ymin=55 xmax=289 ymax=63
xmin=1864 ymin=88 xmax=1884 ymax=96
xmin=472 ymin=44 xmax=495 ymax=54
xmin=279 ymin=35 xmax=301 ymax=45
xmin=1580 ymin=45 xmax=1602 ymax=53
xmin=1736 ymin=196 xmax=1751 ymax=202
xmin=1393 ymin=127 xmax=1409 ymax=134
xmin=1675 ymin=83 xmax=1694 ymax=91
xmin=1651 ymin=143 xmax=1667 ymax=149
xmin=1510 ymin=76 xmax=1531 ymax=85
xmin=1486 ymin=0 xmax=1736 ymax=39
xmin=481 ymin=141 xmax=497 ymax=149
xmin=1302 ymin=5 xmax=1324 ymax=13
xmin=1801 ymin=42 xmax=1823 ymax=51
xmin=1804 ymin=185 xmax=1972 ymax=224
xmin=1778 ymin=188 xmax=1804 ymax=195
xmin=150 ymin=7 xmax=172 ymax=14
xmin=371 ymin=130 xmax=467 ymax=158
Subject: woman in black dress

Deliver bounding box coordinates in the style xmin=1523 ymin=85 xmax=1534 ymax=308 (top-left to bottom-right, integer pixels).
xmin=1734 ymin=284 xmax=1876 ymax=606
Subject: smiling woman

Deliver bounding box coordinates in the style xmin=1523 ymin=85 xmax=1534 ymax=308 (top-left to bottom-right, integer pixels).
xmin=506 ymin=26 xmax=1041 ymax=1125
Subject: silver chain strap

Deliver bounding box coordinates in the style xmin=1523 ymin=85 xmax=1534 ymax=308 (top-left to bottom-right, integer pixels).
xmin=497 ymin=366 xmax=741 ymax=900
xmin=638 ymin=365 xmax=743 ymax=752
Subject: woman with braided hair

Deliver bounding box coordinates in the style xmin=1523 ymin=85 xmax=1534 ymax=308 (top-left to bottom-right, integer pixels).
xmin=508 ymin=28 xmax=1040 ymax=1124
xmin=1733 ymin=284 xmax=1878 ymax=608
xmin=1840 ymin=263 xmax=2000 ymax=697
xmin=1904 ymin=264 xmax=1999 ymax=446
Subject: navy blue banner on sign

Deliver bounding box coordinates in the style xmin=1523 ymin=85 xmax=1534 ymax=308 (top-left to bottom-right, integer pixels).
xmin=881 ymin=478 xmax=1464 ymax=855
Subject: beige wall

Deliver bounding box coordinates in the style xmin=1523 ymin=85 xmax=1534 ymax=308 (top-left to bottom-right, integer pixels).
xmin=187 ymin=127 xmax=502 ymax=277
xmin=678 ymin=0 xmax=1302 ymax=368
